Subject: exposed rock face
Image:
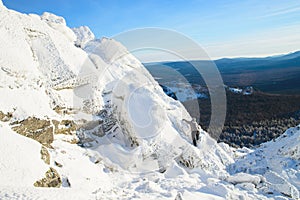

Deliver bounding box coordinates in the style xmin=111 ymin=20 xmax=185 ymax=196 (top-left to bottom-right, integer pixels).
xmin=53 ymin=119 xmax=77 ymax=135
xmin=53 ymin=106 xmax=76 ymax=115
xmin=0 ymin=111 xmax=12 ymax=122
xmin=54 ymin=161 xmax=63 ymax=168
xmin=34 ymin=167 xmax=61 ymax=188
xmin=40 ymin=146 xmax=50 ymax=165
xmin=11 ymin=117 xmax=54 ymax=147
xmin=10 ymin=116 xmax=80 ymax=147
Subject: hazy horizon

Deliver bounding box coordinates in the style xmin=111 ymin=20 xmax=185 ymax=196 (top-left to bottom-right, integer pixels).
xmin=141 ymin=49 xmax=300 ymax=64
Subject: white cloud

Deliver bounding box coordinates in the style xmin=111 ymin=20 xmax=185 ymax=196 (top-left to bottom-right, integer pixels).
xmin=258 ymin=5 xmax=300 ymax=19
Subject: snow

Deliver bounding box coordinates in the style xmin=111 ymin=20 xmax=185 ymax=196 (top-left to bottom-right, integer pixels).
xmin=226 ymin=86 xmax=254 ymax=95
xmin=0 ymin=123 xmax=49 ymax=187
xmin=0 ymin=0 xmax=5 ymax=9
xmin=49 ymin=139 xmax=113 ymax=192
xmin=159 ymin=81 xmax=208 ymax=102
xmin=84 ymin=37 xmax=129 ymax=63
xmin=41 ymin=12 xmax=76 ymax=43
xmin=0 ymin=3 xmax=299 ymax=200
xmin=0 ymin=87 xmax=58 ymax=120
xmin=229 ymin=127 xmax=300 ymax=199
xmin=164 ymin=161 xmax=187 ymax=178
xmin=72 ymin=26 xmax=95 ymax=48
xmin=229 ymin=87 xmax=243 ymax=94
xmin=226 ymin=173 xmax=262 ymax=186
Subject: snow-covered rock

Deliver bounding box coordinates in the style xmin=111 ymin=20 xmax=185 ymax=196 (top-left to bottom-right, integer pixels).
xmin=41 ymin=12 xmax=76 ymax=43
xmin=164 ymin=161 xmax=187 ymax=178
xmin=229 ymin=127 xmax=300 ymax=199
xmin=226 ymin=173 xmax=263 ymax=186
xmin=72 ymin=26 xmax=95 ymax=48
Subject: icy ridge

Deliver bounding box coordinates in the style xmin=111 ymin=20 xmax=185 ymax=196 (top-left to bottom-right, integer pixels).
xmin=72 ymin=26 xmax=95 ymax=48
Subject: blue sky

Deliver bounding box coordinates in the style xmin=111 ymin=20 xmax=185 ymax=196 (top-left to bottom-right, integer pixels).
xmin=3 ymin=0 xmax=300 ymax=60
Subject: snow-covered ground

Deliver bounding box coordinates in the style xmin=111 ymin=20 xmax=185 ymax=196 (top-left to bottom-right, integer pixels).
xmin=162 ymin=82 xmax=208 ymax=102
xmin=0 ymin=2 xmax=299 ymax=199
xmin=228 ymin=125 xmax=300 ymax=199
xmin=226 ymin=86 xmax=254 ymax=95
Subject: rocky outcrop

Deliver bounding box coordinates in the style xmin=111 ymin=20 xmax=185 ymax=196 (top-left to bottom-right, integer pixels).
xmin=34 ymin=167 xmax=61 ymax=188
xmin=10 ymin=117 xmax=81 ymax=146
xmin=53 ymin=119 xmax=77 ymax=135
xmin=11 ymin=117 xmax=53 ymax=147
xmin=0 ymin=111 xmax=12 ymax=122
xmin=40 ymin=146 xmax=50 ymax=165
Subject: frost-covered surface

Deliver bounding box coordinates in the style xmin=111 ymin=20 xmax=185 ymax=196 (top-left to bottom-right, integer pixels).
xmin=72 ymin=26 xmax=95 ymax=48
xmin=229 ymin=126 xmax=300 ymax=199
xmin=0 ymin=2 xmax=299 ymax=199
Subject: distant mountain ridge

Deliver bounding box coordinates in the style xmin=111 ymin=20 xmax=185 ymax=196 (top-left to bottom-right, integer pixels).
xmin=216 ymin=50 xmax=300 ymax=61
xmin=215 ymin=50 xmax=300 ymax=71
xmin=145 ymin=50 xmax=300 ymax=94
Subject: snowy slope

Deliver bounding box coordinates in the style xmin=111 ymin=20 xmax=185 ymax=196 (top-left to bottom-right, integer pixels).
xmin=0 ymin=123 xmax=49 ymax=187
xmin=0 ymin=1 xmax=299 ymax=200
xmin=229 ymin=126 xmax=300 ymax=199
